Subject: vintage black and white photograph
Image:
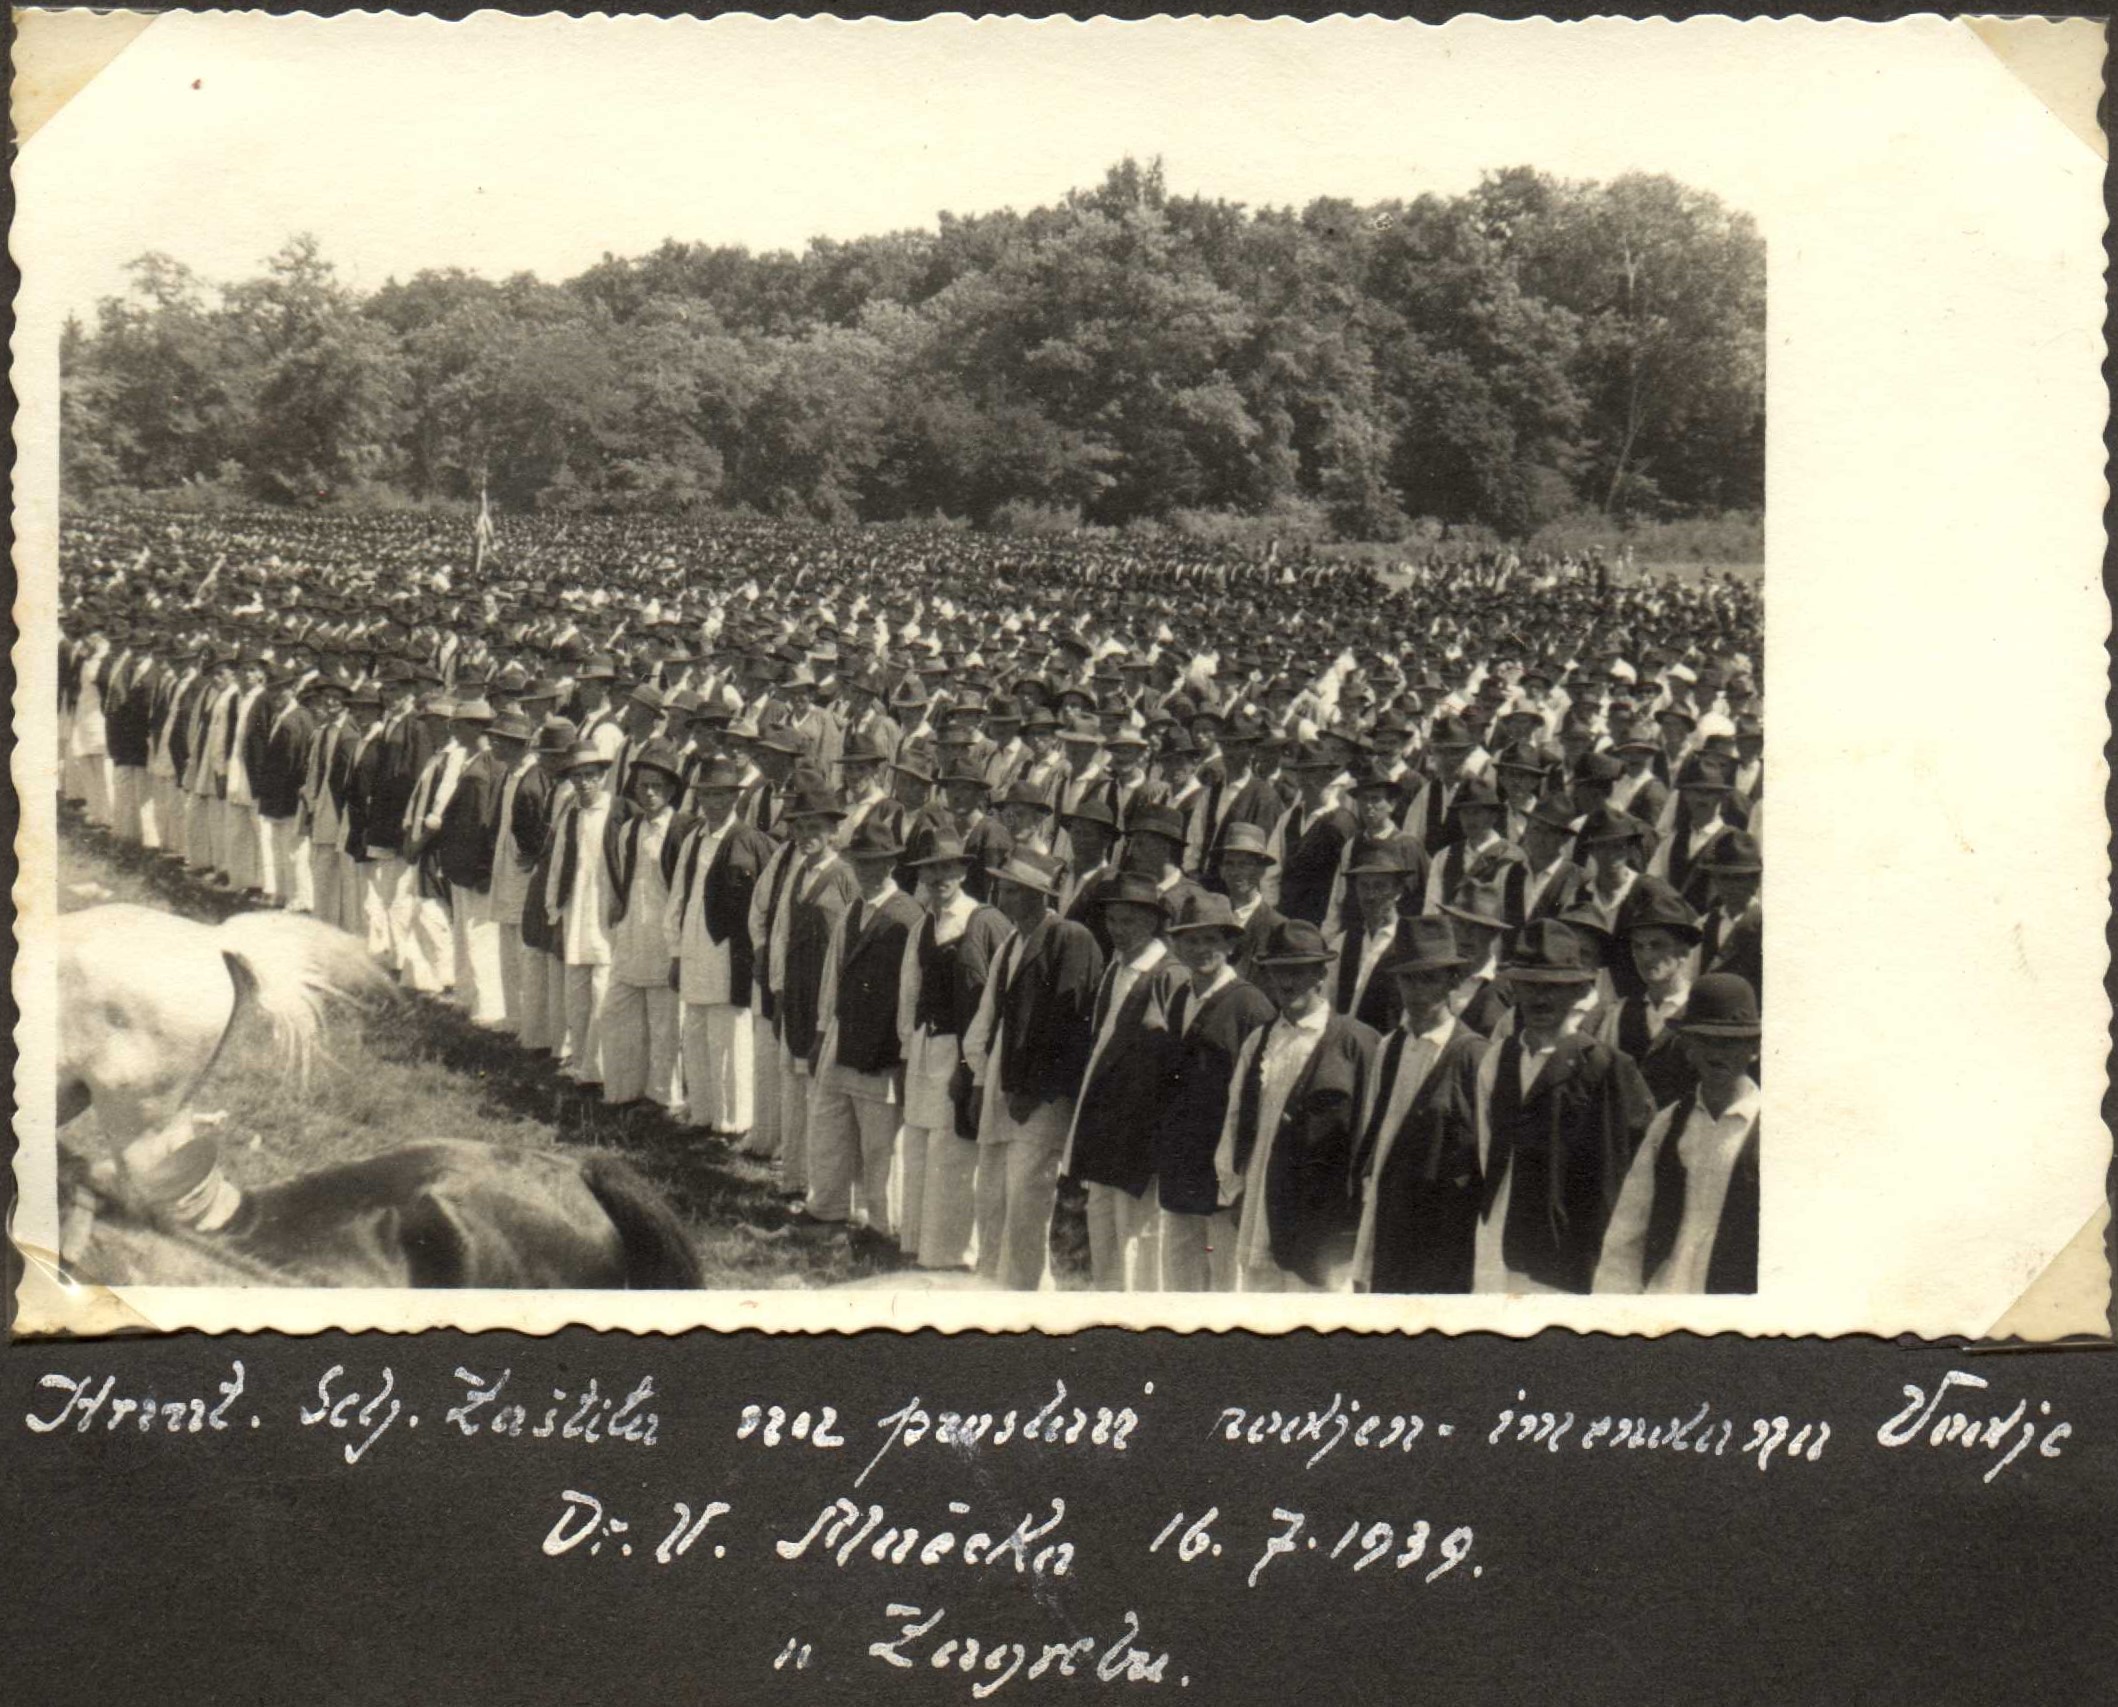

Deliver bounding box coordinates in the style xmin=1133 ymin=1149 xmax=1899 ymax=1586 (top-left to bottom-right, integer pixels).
xmin=12 ymin=12 xmax=2105 ymax=1336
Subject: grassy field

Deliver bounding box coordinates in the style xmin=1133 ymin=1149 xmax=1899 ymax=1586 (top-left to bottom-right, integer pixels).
xmin=57 ymin=812 xmax=918 ymax=1289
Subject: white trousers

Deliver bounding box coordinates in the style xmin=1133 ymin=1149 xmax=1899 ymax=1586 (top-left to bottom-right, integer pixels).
xmin=495 ymin=927 xmax=531 ymax=1038
xmin=973 ymin=1121 xmax=1068 ymax=1291
xmin=1084 ymin=1181 xmax=1162 ymax=1292
xmin=897 ymin=1124 xmax=979 ymax=1269
xmin=151 ymin=776 xmax=182 ymax=859
xmin=184 ymin=792 xmax=219 ymax=871
xmin=310 ymin=842 xmax=343 ymax=928
xmin=449 ymin=886 xmax=506 ymax=1026
xmin=1158 ymin=1209 xmax=1241 ymax=1293
xmin=249 ymin=807 xmax=280 ymax=898
xmin=111 ymin=765 xmax=146 ymax=843
xmin=747 ymin=1010 xmax=782 ymax=1159
xmin=806 ymin=1087 xmax=901 ymax=1229
xmin=269 ymin=816 xmax=313 ymax=912
xmin=561 ymin=962 xmax=611 ymax=1083
xmin=359 ymin=857 xmax=400 ymax=958
xmin=68 ymin=754 xmax=113 ymax=824
xmin=600 ymin=980 xmax=680 ymax=1106
xmin=545 ymin=952 xmax=572 ymax=1063
xmin=223 ymin=802 xmax=261 ymax=891
xmin=775 ymin=1040 xmax=812 ymax=1197
xmin=679 ymin=1003 xmax=754 ymax=1134
xmin=390 ymin=868 xmax=454 ymax=994
xmin=513 ymin=943 xmax=559 ymax=1052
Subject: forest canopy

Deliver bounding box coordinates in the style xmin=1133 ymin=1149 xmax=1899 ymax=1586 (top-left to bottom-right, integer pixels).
xmin=61 ymin=159 xmax=1764 ymax=541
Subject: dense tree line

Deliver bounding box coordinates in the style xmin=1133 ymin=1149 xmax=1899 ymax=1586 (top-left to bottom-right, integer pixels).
xmin=61 ymin=159 xmax=1763 ymax=539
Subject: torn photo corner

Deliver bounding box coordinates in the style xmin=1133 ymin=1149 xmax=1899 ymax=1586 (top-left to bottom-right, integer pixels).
xmin=9 ymin=10 xmax=2110 ymax=1338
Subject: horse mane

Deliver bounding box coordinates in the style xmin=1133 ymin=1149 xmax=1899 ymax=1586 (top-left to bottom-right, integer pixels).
xmin=215 ymin=911 xmax=393 ymax=1089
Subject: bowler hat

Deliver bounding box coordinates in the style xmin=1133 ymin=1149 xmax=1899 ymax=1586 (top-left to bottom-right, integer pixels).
xmin=1674 ymin=973 xmax=1761 ymax=1038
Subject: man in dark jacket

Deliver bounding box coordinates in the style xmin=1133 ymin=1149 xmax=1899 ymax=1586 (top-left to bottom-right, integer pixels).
xmin=431 ymin=700 xmax=508 ymax=1026
xmin=249 ymin=672 xmax=317 ymax=910
xmin=967 ymin=848 xmax=1106 ymax=1290
xmin=1215 ymin=918 xmax=1379 ymax=1291
xmin=1352 ymin=917 xmax=1488 ymax=1293
xmin=1272 ymin=743 xmax=1359 ymax=925
xmin=806 ymin=816 xmax=925 ymax=1235
xmin=1156 ymin=891 xmax=1276 ymax=1291
xmin=1063 ymin=872 xmax=1184 ymax=1290
xmin=1475 ymin=920 xmax=1656 ymax=1293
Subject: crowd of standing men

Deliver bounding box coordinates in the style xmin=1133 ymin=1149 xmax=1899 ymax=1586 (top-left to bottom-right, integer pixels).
xmin=57 ymin=507 xmax=1764 ymax=1296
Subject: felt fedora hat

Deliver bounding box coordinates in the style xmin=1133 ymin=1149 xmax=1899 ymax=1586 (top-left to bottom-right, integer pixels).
xmin=1253 ymin=918 xmax=1336 ymax=967
xmin=1097 ymin=870 xmax=1170 ymax=916
xmin=1217 ymin=820 xmax=1278 ymax=864
xmin=1384 ymin=914 xmax=1469 ymax=975
xmin=1502 ymin=919 xmax=1601 ymax=983
xmin=1166 ymin=890 xmax=1244 ymax=939
xmin=986 ymin=847 xmax=1067 ymax=899
xmin=630 ymin=741 xmax=688 ymax=788
xmin=843 ymin=815 xmax=906 ymax=861
xmin=1697 ymin=829 xmax=1763 ymax=875
xmin=906 ymin=829 xmax=973 ymax=869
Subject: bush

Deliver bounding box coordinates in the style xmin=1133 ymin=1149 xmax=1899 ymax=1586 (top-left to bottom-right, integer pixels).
xmin=987 ymin=499 xmax=1087 ymax=538
xmin=1166 ymin=499 xmax=1335 ymax=550
xmin=1527 ymin=508 xmax=1761 ymax=568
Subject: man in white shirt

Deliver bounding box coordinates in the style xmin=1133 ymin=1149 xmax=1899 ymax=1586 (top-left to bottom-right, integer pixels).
xmin=665 ymin=758 xmax=772 ymax=1141
xmin=1594 ymin=975 xmax=1762 ymax=1294
xmin=600 ymin=745 xmax=685 ymax=1111
xmin=392 ymin=695 xmax=467 ymax=995
xmin=546 ymin=744 xmax=617 ymax=1088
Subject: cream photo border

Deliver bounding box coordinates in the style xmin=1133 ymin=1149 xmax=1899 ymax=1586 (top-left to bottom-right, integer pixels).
xmin=8 ymin=11 xmax=2110 ymax=1337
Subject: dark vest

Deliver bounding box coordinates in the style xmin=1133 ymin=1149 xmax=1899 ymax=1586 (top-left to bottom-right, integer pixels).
xmin=1640 ymin=1093 xmax=1760 ymax=1293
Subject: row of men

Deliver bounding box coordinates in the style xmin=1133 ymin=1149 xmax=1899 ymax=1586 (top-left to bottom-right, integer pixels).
xmin=61 ymin=654 xmax=1762 ymax=1292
